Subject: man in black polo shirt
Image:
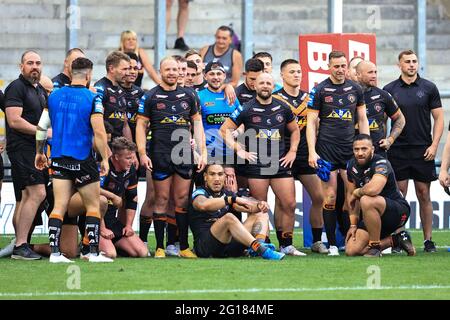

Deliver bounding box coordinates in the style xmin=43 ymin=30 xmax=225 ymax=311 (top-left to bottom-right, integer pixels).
xmin=4 ymin=50 xmax=47 ymax=260
xmin=52 ymin=48 xmax=85 ymax=90
xmin=383 ymin=49 xmax=444 ymax=252
xmin=0 ymin=90 xmax=4 ymax=203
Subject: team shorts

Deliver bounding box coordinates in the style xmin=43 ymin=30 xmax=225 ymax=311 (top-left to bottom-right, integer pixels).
xmin=358 ymin=197 xmax=410 ymax=239
xmin=51 ymin=156 xmax=99 ymax=188
xmin=151 ymin=152 xmax=194 ymax=181
xmin=316 ymin=142 xmax=353 ymax=170
xmin=243 ymin=164 xmax=292 ymax=179
xmin=9 ymin=149 xmax=48 ymax=201
xmin=194 ymin=229 xmax=246 ymax=258
xmin=387 ymin=146 xmax=437 ymax=182
xmin=292 ymin=158 xmax=316 ymax=176
xmin=104 ymin=214 xmax=125 ymax=244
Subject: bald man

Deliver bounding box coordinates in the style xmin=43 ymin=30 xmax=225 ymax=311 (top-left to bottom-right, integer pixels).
xmin=136 ymin=56 xmax=207 ymax=258
xmin=220 ymin=73 xmax=305 ymax=255
xmin=52 ymin=48 xmax=85 ymax=90
xmin=356 ymin=60 xmax=405 ymax=158
xmin=346 ymin=56 xmax=364 ymax=82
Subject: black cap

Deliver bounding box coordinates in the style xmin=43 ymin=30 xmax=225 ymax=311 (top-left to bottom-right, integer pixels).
xmin=204 ymin=61 xmax=226 ymax=74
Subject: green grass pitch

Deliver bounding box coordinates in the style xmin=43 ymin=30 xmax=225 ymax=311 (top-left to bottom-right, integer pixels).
xmin=0 ymin=230 xmax=449 ymax=300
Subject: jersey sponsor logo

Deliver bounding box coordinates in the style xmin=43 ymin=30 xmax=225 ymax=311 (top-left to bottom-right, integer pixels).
xmin=266 ymin=118 xmax=272 ymax=125
xmin=206 ymin=113 xmax=229 ymax=125
xmin=338 ymin=98 xmax=344 ymax=105
xmin=368 ymin=119 xmax=379 ymax=130
xmin=348 ymin=94 xmax=356 ymax=103
xmin=204 ymin=101 xmax=215 ymax=107
xmin=352 ymin=167 xmax=358 ymax=174
xmin=343 ymin=86 xmax=353 ymax=92
xmin=161 ymin=115 xmax=187 ymax=124
xmin=276 ymin=114 xmax=284 ymax=123
xmin=94 ymin=98 xmax=104 ymax=113
xmin=323 ymin=88 xmax=336 ymax=92
xmin=375 ymin=159 xmax=387 ymax=164
xmin=373 ymin=103 xmax=382 ymax=113
xmin=108 ymin=111 xmax=125 ymax=120
xmin=256 ymin=129 xmax=281 ymax=140
xmin=370 ymin=94 xmax=381 ymax=100
xmin=277 ymin=93 xmax=289 ymax=100
xmin=171 ymin=105 xmax=177 ymax=111
xmin=271 ymin=105 xmax=281 ymax=112
xmin=127 ymin=112 xmax=137 ymax=123
xmin=253 ymin=108 xmax=265 ymax=112
xmin=181 ymin=101 xmax=189 ymax=110
xmin=157 ymin=102 xmax=166 ymax=110
xmin=51 ymin=161 xmax=80 ymax=171
xmin=252 ymin=116 xmax=261 ymax=123
xmin=241 ymin=94 xmax=253 ymax=98
xmin=300 ymin=92 xmax=308 ymax=100
xmin=324 ymin=96 xmax=333 ymax=103
xmin=176 ymin=93 xmax=186 ymax=98
xmin=327 ymin=109 xmax=352 ymax=120
xmin=156 ymin=94 xmax=168 ymax=98
xmin=131 ymin=90 xmax=139 ymax=95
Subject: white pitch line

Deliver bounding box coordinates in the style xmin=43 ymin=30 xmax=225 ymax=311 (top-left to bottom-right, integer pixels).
xmin=1 ymin=285 xmax=450 ymax=298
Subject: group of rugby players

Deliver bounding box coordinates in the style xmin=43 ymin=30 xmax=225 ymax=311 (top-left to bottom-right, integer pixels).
xmin=0 ymin=25 xmax=448 ymax=262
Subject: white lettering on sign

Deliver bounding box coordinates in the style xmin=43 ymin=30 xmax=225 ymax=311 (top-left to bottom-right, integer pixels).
xmin=348 ymin=40 xmax=370 ymax=61
xmin=307 ymin=41 xmax=332 ymax=71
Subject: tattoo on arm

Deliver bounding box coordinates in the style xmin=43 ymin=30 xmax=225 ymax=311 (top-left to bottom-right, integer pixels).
xmin=389 ymin=116 xmax=405 ymax=140
xmin=251 ymin=221 xmax=263 ymax=237
xmin=36 ymin=139 xmax=46 ymax=154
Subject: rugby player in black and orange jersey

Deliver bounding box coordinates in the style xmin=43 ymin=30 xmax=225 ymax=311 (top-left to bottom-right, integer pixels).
xmin=355 ymin=60 xmax=405 ymax=158
xmin=307 ymin=50 xmax=369 ymax=256
xmin=98 ymin=137 xmax=148 ymax=258
xmin=136 ymin=56 xmax=207 ymax=258
xmin=272 ymin=59 xmax=327 ymax=255
xmin=220 ymin=73 xmax=304 ymax=255
xmin=94 ymin=51 xmax=133 ymax=141
xmin=345 ymin=134 xmax=414 ymax=257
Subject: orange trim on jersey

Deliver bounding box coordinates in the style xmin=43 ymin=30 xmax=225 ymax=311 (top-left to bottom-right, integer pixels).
xmin=307 ymin=109 xmax=320 ymax=113
xmin=389 ymin=109 xmax=400 ymax=119
xmin=175 ymin=207 xmax=187 ymax=214
xmin=91 ymin=114 xmax=103 ymax=118
xmin=126 ymin=184 xmax=138 ymax=190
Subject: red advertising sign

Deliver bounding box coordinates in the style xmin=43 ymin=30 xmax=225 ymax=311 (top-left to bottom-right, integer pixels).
xmin=299 ymin=33 xmax=376 ymax=91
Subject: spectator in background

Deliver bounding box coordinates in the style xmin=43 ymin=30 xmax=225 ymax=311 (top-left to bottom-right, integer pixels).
xmin=119 ymin=30 xmax=161 ymax=87
xmin=200 ymin=25 xmax=243 ymax=88
xmin=166 ymin=0 xmax=191 ymax=51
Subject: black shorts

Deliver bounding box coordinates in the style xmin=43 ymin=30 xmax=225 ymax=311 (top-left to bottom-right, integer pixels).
xmin=9 ymin=149 xmax=48 ymax=201
xmin=388 ymin=146 xmax=437 ymax=182
xmin=244 ymin=164 xmax=292 ymax=179
xmin=151 ymin=152 xmax=193 ymax=181
xmin=104 ymin=209 xmax=124 ymax=244
xmin=194 ymin=229 xmax=246 ymax=258
xmin=51 ymin=156 xmax=100 ymax=188
xmin=292 ymin=158 xmax=316 ymax=176
xmin=359 ymin=197 xmax=410 ymax=239
xmin=0 ymin=155 xmax=4 ymax=181
xmin=316 ymin=142 xmax=353 ymax=170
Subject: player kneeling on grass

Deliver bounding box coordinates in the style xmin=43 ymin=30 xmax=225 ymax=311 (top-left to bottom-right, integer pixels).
xmin=345 ymin=134 xmax=416 ymax=257
xmin=98 ymin=137 xmax=148 ymax=258
xmin=189 ymin=163 xmax=285 ymax=260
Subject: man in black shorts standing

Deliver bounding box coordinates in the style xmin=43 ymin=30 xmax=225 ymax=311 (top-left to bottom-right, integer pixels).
xmin=273 ymin=59 xmax=328 ymax=254
xmin=136 ymin=56 xmax=206 ymax=258
xmin=307 ymin=50 xmax=369 ymax=256
xmin=4 ymin=50 xmax=48 ymax=260
xmin=345 ymin=134 xmax=415 ymax=257
xmin=356 ymin=60 xmax=406 ymax=158
xmin=220 ymin=73 xmax=304 ymax=255
xmin=383 ymin=49 xmax=444 ymax=252
xmin=190 ymin=163 xmax=284 ymax=260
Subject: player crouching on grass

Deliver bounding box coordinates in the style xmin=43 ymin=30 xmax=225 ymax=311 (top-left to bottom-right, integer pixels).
xmin=189 ymin=163 xmax=285 ymax=260
xmin=345 ymin=134 xmax=416 ymax=257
